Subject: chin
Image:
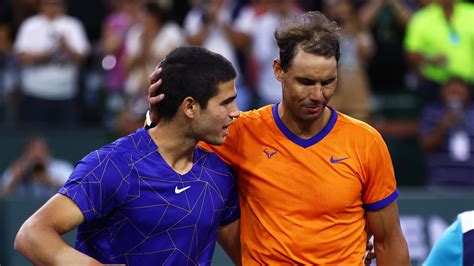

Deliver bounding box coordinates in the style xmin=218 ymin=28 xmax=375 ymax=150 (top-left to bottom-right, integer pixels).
xmin=205 ymin=138 xmax=225 ymax=146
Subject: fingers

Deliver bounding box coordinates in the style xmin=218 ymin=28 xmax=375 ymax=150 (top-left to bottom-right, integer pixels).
xmin=364 ymin=250 xmax=376 ymax=265
xmin=366 ymin=241 xmax=374 ymax=251
xmin=148 ymin=79 xmax=164 ymax=104
xmin=149 ymin=93 xmax=165 ymax=104
xmin=149 ymin=67 xmax=162 ymax=84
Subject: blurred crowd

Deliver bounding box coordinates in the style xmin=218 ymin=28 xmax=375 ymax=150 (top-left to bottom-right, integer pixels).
xmin=0 ymin=0 xmax=473 ymax=193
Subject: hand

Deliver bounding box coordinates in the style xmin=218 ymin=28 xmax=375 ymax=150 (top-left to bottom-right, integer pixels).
xmin=147 ymin=67 xmax=164 ymax=126
xmin=428 ymin=55 xmax=447 ymax=66
xmin=57 ymin=36 xmax=69 ymax=53
xmin=364 ymin=241 xmax=375 ymax=265
xmin=440 ymin=109 xmax=460 ymax=129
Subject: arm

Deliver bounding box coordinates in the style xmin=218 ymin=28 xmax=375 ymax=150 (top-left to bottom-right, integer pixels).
xmin=217 ymin=219 xmax=241 ymax=265
xmin=359 ymin=0 xmax=385 ymax=29
xmin=386 ymin=0 xmax=413 ymax=26
xmin=18 ymin=51 xmax=51 ymax=65
xmin=222 ymin=23 xmax=251 ymax=51
xmin=420 ymin=109 xmax=459 ymax=152
xmin=14 ymin=194 xmax=102 ymax=266
xmin=366 ymin=201 xmax=410 ymax=266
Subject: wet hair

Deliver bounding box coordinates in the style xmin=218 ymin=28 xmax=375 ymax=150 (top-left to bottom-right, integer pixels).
xmin=154 ymin=46 xmax=236 ymax=121
xmin=275 ymin=11 xmax=341 ymax=71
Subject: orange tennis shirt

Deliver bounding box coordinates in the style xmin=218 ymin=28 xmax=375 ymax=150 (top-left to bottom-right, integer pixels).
xmin=200 ymin=104 xmax=398 ymax=265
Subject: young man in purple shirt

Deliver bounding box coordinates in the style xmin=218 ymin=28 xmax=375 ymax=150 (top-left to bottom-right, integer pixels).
xmin=14 ymin=46 xmax=241 ymax=265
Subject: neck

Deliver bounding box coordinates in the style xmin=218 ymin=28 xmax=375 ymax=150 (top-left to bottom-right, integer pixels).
xmin=441 ymin=2 xmax=454 ymax=20
xmin=148 ymin=122 xmax=197 ymax=174
xmin=44 ymin=13 xmax=60 ymax=20
xmin=278 ymin=104 xmax=331 ymax=139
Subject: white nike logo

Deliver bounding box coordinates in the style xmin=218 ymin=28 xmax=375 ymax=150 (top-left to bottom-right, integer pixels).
xmin=175 ymin=185 xmax=191 ymax=194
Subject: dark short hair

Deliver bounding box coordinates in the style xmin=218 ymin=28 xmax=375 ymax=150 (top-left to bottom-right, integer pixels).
xmin=275 ymin=11 xmax=341 ymax=72
xmin=143 ymin=2 xmax=167 ymax=24
xmin=154 ymin=46 xmax=236 ymax=121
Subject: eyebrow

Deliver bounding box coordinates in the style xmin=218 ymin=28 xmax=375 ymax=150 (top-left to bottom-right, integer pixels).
xmin=295 ymin=76 xmax=336 ymax=84
xmin=221 ymin=95 xmax=237 ymax=105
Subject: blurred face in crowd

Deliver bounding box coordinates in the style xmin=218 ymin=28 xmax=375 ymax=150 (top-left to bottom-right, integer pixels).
xmin=441 ymin=79 xmax=471 ymax=106
xmin=119 ymin=0 xmax=143 ymax=16
xmin=40 ymin=0 xmax=64 ymax=18
xmin=274 ymin=48 xmax=338 ymax=122
xmin=141 ymin=10 xmax=161 ymax=30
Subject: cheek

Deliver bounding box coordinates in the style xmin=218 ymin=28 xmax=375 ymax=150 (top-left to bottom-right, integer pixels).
xmin=323 ymin=86 xmax=337 ymax=99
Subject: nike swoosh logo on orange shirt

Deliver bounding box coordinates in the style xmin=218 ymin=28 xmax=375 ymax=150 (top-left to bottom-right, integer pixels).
xmin=330 ymin=156 xmax=350 ymax=163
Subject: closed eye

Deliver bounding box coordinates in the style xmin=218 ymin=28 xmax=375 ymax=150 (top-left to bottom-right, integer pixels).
xmin=296 ymin=78 xmax=316 ymax=86
xmin=322 ymin=78 xmax=336 ymax=86
xmin=221 ymin=96 xmax=237 ymax=106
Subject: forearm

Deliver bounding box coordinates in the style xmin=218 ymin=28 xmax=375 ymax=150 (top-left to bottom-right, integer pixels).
xmin=187 ymin=27 xmax=210 ymax=46
xmin=374 ymin=235 xmax=410 ymax=266
xmin=359 ymin=0 xmax=384 ymax=29
xmin=15 ymin=219 xmax=101 ymax=266
xmin=388 ymin=0 xmax=412 ymax=26
xmin=421 ymin=125 xmax=446 ymax=151
xmin=62 ymin=46 xmax=86 ymax=64
xmin=19 ymin=52 xmax=51 ymax=65
xmin=222 ymin=24 xmax=250 ymax=51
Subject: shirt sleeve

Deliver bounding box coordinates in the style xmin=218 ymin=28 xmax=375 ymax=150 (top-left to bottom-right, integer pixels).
xmin=423 ymin=215 xmax=463 ymax=266
xmin=13 ymin=19 xmax=34 ymax=53
xmin=58 ymin=147 xmax=131 ymax=222
xmin=404 ymin=13 xmax=425 ymax=53
xmin=362 ymin=131 xmax=399 ymax=211
xmin=220 ymin=174 xmax=240 ymax=226
xmin=62 ymin=18 xmax=90 ymax=55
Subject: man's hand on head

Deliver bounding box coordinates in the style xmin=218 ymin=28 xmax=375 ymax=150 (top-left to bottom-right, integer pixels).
xmin=147 ymin=67 xmax=164 ymax=126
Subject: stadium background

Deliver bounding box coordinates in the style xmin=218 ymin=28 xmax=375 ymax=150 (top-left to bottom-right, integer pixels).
xmin=0 ymin=0 xmax=473 ymax=265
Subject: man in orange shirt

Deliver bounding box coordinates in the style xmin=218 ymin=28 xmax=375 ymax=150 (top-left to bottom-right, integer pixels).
xmin=148 ymin=11 xmax=409 ymax=265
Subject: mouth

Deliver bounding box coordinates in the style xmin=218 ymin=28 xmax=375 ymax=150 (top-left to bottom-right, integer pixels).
xmin=222 ymin=122 xmax=233 ymax=135
xmin=303 ymin=105 xmax=324 ymax=113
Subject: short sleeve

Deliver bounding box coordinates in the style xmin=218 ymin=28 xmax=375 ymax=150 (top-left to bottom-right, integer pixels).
xmin=220 ymin=177 xmax=240 ymax=226
xmin=423 ymin=215 xmax=463 ymax=266
xmin=404 ymin=13 xmax=425 ymax=53
xmin=124 ymin=24 xmax=141 ymax=57
xmin=362 ymin=132 xmax=399 ymax=211
xmin=62 ymin=18 xmax=90 ymax=55
xmin=13 ymin=19 xmax=34 ymax=53
xmin=58 ymin=147 xmax=131 ymax=222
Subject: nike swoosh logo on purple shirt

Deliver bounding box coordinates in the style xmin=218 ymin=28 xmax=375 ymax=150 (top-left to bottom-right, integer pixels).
xmin=330 ymin=156 xmax=350 ymax=163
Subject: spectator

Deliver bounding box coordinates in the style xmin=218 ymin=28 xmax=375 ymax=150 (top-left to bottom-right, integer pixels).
xmin=325 ymin=0 xmax=375 ymax=121
xmin=13 ymin=0 xmax=90 ymax=127
xmin=360 ymin=0 xmax=415 ymax=92
xmin=101 ymin=0 xmax=143 ymax=127
xmin=120 ymin=2 xmax=184 ymax=134
xmin=250 ymin=0 xmax=301 ymax=106
xmin=419 ymin=77 xmax=474 ymax=188
xmin=0 ymin=0 xmax=38 ymax=127
xmin=404 ymin=0 xmax=474 ymax=103
xmin=1 ymin=136 xmax=73 ymax=198
xmin=184 ymin=0 xmax=255 ymax=109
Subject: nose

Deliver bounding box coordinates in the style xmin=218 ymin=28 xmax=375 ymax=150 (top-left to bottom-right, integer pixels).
xmin=308 ymin=83 xmax=324 ymax=101
xmin=229 ymin=102 xmax=240 ymax=119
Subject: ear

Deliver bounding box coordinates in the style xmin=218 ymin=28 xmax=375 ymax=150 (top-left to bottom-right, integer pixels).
xmin=273 ymin=59 xmax=284 ymax=82
xmin=181 ymin=97 xmax=198 ymax=119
